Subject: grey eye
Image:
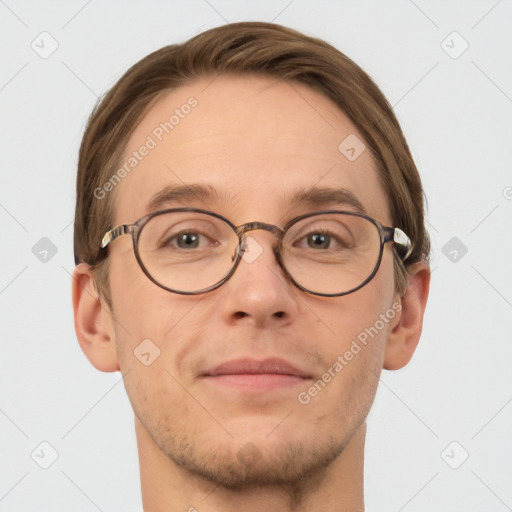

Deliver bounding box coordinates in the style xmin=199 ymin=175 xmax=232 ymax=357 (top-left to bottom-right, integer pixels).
xmin=307 ymin=233 xmax=331 ymax=249
xmin=175 ymin=232 xmax=200 ymax=249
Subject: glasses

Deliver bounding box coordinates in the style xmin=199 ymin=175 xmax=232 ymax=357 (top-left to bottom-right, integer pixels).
xmin=98 ymin=208 xmax=412 ymax=297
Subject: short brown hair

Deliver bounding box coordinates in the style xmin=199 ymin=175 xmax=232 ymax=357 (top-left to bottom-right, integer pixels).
xmin=74 ymin=21 xmax=430 ymax=306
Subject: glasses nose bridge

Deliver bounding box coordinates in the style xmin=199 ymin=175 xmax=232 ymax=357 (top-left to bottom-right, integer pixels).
xmin=236 ymin=221 xmax=284 ymax=240
xmin=235 ymin=221 xmax=285 ymax=262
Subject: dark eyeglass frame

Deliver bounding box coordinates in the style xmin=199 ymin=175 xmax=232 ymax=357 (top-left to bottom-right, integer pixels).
xmin=97 ymin=208 xmax=413 ymax=297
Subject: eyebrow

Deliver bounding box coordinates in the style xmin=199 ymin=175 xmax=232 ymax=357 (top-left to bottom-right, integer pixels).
xmin=145 ymin=183 xmax=232 ymax=213
xmin=286 ymin=185 xmax=366 ymax=214
xmin=145 ymin=183 xmax=366 ymax=216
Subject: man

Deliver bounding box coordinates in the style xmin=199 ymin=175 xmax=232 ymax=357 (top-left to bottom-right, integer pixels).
xmin=72 ymin=21 xmax=430 ymax=511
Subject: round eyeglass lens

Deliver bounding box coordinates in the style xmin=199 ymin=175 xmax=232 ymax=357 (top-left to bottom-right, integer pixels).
xmin=281 ymin=213 xmax=382 ymax=295
xmin=137 ymin=211 xmax=240 ymax=293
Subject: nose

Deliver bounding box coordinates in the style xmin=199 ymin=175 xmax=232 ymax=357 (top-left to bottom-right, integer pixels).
xmin=219 ymin=229 xmax=299 ymax=328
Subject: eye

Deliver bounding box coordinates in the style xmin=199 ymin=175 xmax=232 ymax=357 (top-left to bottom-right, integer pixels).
xmin=161 ymin=230 xmax=215 ymax=250
xmin=306 ymin=232 xmax=330 ymax=249
xmin=174 ymin=231 xmax=200 ymax=249
xmin=295 ymin=230 xmax=350 ymax=250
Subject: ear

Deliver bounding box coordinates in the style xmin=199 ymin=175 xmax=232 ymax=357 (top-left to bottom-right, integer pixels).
xmin=72 ymin=263 xmax=120 ymax=372
xmin=383 ymin=262 xmax=430 ymax=370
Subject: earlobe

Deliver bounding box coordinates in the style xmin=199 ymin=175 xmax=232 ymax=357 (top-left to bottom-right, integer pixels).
xmin=383 ymin=262 xmax=431 ymax=370
xmin=72 ymin=263 xmax=120 ymax=372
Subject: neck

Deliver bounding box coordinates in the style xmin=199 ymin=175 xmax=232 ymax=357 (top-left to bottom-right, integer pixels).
xmin=135 ymin=416 xmax=366 ymax=512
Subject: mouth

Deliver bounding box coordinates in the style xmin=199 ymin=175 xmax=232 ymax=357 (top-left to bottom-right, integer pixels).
xmin=201 ymin=357 xmax=312 ymax=391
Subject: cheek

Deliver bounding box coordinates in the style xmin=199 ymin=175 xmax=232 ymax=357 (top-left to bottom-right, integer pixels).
xmin=307 ymin=254 xmax=396 ymax=405
xmin=300 ymin=301 xmax=391 ymax=437
xmin=108 ymin=250 xmax=172 ymax=336
xmin=324 ymin=250 xmax=396 ymax=346
xmin=108 ymin=257 xmax=204 ymax=380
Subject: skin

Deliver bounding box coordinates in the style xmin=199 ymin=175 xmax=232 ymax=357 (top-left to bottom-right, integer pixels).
xmin=73 ymin=74 xmax=430 ymax=511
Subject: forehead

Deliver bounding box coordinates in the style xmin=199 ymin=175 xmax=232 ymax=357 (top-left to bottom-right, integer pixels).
xmin=112 ymin=74 xmax=391 ymax=226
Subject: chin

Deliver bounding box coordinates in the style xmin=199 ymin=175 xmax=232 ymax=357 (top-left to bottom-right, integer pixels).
xmin=171 ymin=437 xmax=343 ymax=490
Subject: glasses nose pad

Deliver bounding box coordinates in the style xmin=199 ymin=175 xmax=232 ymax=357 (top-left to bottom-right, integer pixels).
xmin=239 ymin=235 xmax=266 ymax=264
xmin=231 ymin=239 xmax=244 ymax=262
xmin=231 ymin=224 xmax=283 ymax=267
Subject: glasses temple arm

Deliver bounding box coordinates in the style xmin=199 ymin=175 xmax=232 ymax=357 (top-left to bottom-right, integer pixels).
xmin=100 ymin=225 xmax=131 ymax=250
xmin=392 ymin=227 xmax=413 ymax=261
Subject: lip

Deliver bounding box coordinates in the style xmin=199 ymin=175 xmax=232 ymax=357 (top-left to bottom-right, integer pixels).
xmin=201 ymin=358 xmax=312 ymax=391
xmin=203 ymin=357 xmax=310 ymax=378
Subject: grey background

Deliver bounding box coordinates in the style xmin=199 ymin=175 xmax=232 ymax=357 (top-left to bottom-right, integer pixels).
xmin=1 ymin=0 xmax=511 ymax=510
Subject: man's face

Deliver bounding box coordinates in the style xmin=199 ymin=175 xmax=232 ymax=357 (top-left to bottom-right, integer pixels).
xmin=105 ymin=74 xmax=399 ymax=486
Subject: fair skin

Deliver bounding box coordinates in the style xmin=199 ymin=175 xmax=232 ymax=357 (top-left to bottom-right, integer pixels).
xmin=73 ymin=74 xmax=430 ymax=511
